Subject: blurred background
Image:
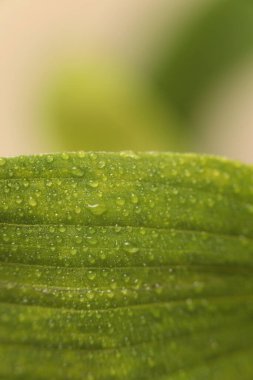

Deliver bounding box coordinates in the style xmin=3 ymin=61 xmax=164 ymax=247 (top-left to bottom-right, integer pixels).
xmin=0 ymin=0 xmax=253 ymax=162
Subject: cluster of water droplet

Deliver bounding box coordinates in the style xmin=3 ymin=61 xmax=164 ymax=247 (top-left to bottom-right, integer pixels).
xmin=1 ymin=152 xmax=253 ymax=378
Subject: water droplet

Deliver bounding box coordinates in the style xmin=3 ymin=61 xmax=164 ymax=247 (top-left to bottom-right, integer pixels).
xmin=28 ymin=197 xmax=37 ymax=207
xmin=59 ymin=225 xmax=66 ymax=233
xmin=75 ymin=236 xmax=83 ymax=244
xmin=87 ymin=271 xmax=96 ymax=281
xmin=87 ymin=203 xmax=107 ymax=216
xmin=149 ymin=200 xmax=155 ymax=208
xmin=72 ymin=167 xmax=84 ymax=177
xmin=86 ymin=291 xmax=94 ymax=300
xmin=123 ymin=242 xmax=139 ymax=254
xmin=87 ymin=237 xmax=98 ymax=246
xmin=115 ymin=225 xmax=122 ymax=233
xmin=100 ymin=252 xmax=106 ymax=260
xmin=88 ymin=180 xmax=99 ymax=188
xmin=23 ymin=181 xmax=29 ymax=188
xmin=46 ymin=180 xmax=53 ymax=187
xmin=71 ymin=248 xmax=77 ymax=256
xmin=130 ymin=193 xmax=139 ymax=204
xmin=121 ymin=288 xmax=128 ymax=296
xmin=56 ymin=235 xmax=62 ymax=243
xmin=61 ymin=153 xmax=69 ymax=160
xmin=116 ymin=197 xmax=125 ymax=206
xmin=139 ymin=227 xmax=146 ymax=235
xmin=122 ymin=209 xmax=129 ymax=217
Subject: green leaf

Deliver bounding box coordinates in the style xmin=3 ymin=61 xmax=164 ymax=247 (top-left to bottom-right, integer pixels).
xmin=0 ymin=152 xmax=253 ymax=379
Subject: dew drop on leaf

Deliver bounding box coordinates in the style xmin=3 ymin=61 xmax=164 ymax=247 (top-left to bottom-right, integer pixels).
xmin=88 ymin=180 xmax=99 ymax=188
xmin=61 ymin=153 xmax=69 ymax=160
xmin=87 ymin=271 xmax=96 ymax=281
xmin=75 ymin=236 xmax=83 ymax=244
xmin=87 ymin=203 xmax=107 ymax=216
xmin=86 ymin=291 xmax=94 ymax=300
xmin=114 ymin=225 xmax=122 ymax=233
xmin=130 ymin=193 xmax=139 ymax=204
xmin=28 ymin=197 xmax=37 ymax=207
xmin=15 ymin=197 xmax=22 ymax=205
xmin=59 ymin=225 xmax=66 ymax=233
xmin=71 ymin=248 xmax=77 ymax=256
xmin=123 ymin=242 xmax=139 ymax=254
xmin=71 ymin=167 xmax=84 ymax=177
xmin=116 ymin=197 xmax=125 ymax=206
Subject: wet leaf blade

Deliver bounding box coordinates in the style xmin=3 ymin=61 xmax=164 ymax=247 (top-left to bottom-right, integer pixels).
xmin=0 ymin=152 xmax=253 ymax=379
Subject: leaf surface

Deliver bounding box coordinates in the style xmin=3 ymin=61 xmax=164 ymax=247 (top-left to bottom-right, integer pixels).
xmin=0 ymin=152 xmax=253 ymax=379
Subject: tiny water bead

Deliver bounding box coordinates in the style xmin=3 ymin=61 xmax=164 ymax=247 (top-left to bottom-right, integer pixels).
xmin=130 ymin=193 xmax=139 ymax=204
xmin=75 ymin=236 xmax=83 ymax=244
xmin=123 ymin=242 xmax=140 ymax=254
xmin=87 ymin=203 xmax=107 ymax=216
xmin=71 ymin=248 xmax=77 ymax=256
xmin=59 ymin=226 xmax=66 ymax=233
xmin=28 ymin=197 xmax=37 ymax=207
xmin=87 ymin=271 xmax=96 ymax=281
xmin=71 ymin=167 xmax=84 ymax=177
xmin=113 ymin=225 xmax=121 ymax=233
xmin=75 ymin=206 xmax=81 ymax=214
xmin=77 ymin=151 xmax=86 ymax=158
xmin=88 ymin=180 xmax=99 ymax=188
xmin=116 ymin=197 xmax=125 ymax=206
xmin=61 ymin=152 xmax=70 ymax=160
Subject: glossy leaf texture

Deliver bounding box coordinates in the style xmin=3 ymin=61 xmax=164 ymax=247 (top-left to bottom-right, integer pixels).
xmin=0 ymin=152 xmax=253 ymax=380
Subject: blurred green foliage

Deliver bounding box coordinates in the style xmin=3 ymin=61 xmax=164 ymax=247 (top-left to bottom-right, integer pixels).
xmin=41 ymin=0 xmax=253 ymax=151
xmin=152 ymin=0 xmax=253 ymax=124
xmin=42 ymin=63 xmax=182 ymax=151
